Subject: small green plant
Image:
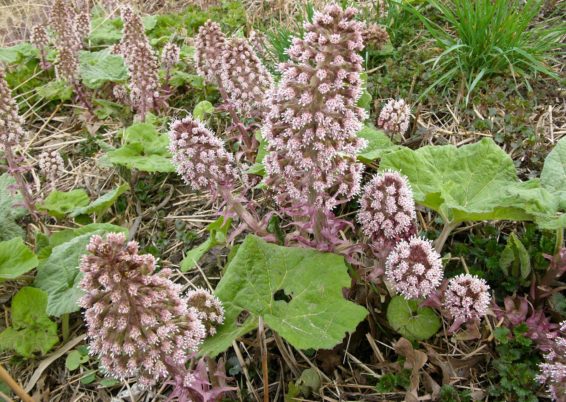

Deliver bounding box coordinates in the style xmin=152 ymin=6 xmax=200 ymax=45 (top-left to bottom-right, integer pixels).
xmin=489 ymin=325 xmax=542 ymax=402
xmin=405 ymin=0 xmax=565 ymax=102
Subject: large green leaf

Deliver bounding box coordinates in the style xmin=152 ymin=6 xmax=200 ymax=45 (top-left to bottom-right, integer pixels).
xmin=37 ymin=189 xmax=90 ymax=219
xmin=0 ymin=43 xmax=38 ymax=64
xmin=34 ymin=224 xmax=128 ymax=316
xmin=103 ymin=123 xmax=175 ymax=172
xmin=79 ymin=50 xmax=128 ymax=89
xmin=0 ymin=173 xmax=27 ymax=241
xmin=0 ymin=238 xmax=38 ymax=281
xmin=0 ymin=287 xmax=58 ymax=357
xmin=541 ymin=137 xmax=566 ymax=210
xmin=70 ymin=183 xmax=130 ymax=217
xmin=356 ymin=124 xmax=400 ymax=163
xmin=36 ymin=80 xmax=73 ymax=101
xmin=200 ymin=235 xmax=368 ymax=357
xmin=380 ymin=138 xmax=554 ymax=223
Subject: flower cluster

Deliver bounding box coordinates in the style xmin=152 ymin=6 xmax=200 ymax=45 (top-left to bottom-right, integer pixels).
xmin=161 ymin=42 xmax=181 ymax=71
xmin=385 ymin=237 xmax=443 ymax=299
xmin=0 ymin=68 xmax=26 ymax=146
xmin=50 ymin=0 xmax=81 ymax=83
xmin=363 ymin=23 xmax=389 ymax=50
xmin=378 ymin=99 xmax=411 ymax=136
xmin=248 ymin=30 xmax=267 ymax=59
xmin=79 ymin=233 xmax=208 ymax=388
xmin=220 ymin=38 xmax=272 ymax=116
xmin=38 ymin=149 xmax=65 ymax=182
xmin=263 ymin=4 xmax=367 ymax=210
xmin=75 ymin=11 xmax=91 ymax=44
xmin=538 ymin=321 xmax=566 ymax=401
xmin=194 ymin=20 xmax=227 ymax=84
xmin=30 ymin=25 xmax=50 ymax=69
xmin=169 ymin=116 xmax=238 ymax=192
xmin=120 ymin=5 xmax=161 ymax=120
xmin=357 ymin=171 xmax=416 ymax=242
xmin=444 ymin=274 xmax=490 ymax=321
xmin=186 ymin=288 xmax=225 ymax=336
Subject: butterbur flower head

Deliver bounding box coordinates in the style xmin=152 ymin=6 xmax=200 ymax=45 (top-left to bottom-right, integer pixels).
xmin=38 ymin=150 xmax=64 ymax=179
xmin=221 ymin=38 xmax=273 ymax=116
xmin=363 ymin=23 xmax=389 ymax=50
xmin=385 ymin=237 xmax=443 ymax=299
xmin=169 ymin=116 xmax=238 ymax=192
xmin=50 ymin=0 xmax=80 ymax=51
xmin=248 ymin=30 xmax=267 ymax=59
xmin=0 ymin=68 xmax=26 ymax=146
xmin=444 ymin=274 xmax=490 ymax=321
xmin=112 ymin=85 xmax=128 ymax=103
xmin=30 ymin=25 xmax=49 ymax=48
xmin=75 ymin=11 xmax=91 ymax=43
xmin=378 ymin=99 xmax=411 ymax=136
xmin=161 ymin=42 xmax=180 ymax=70
xmin=194 ymin=20 xmax=227 ymax=84
xmin=357 ymin=171 xmax=416 ymax=241
xmin=56 ymin=47 xmax=79 ymax=83
xmin=263 ymin=4 xmax=367 ymax=210
xmin=79 ymin=233 xmax=206 ymax=387
xmin=187 ymin=288 xmax=225 ymax=336
xmin=120 ymin=5 xmax=160 ymax=119
xmin=538 ymin=321 xmax=566 ymax=401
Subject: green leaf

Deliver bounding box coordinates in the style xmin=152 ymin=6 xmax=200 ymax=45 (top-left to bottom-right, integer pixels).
xmin=79 ymin=50 xmax=128 ymax=89
xmin=34 ymin=224 xmax=128 ymax=316
xmin=541 ymin=137 xmax=566 ymax=210
xmin=36 ymin=80 xmax=73 ymax=101
xmin=357 ymin=125 xmax=400 ymax=163
xmin=380 ymin=138 xmax=551 ymax=223
xmin=0 ymin=287 xmax=58 ymax=357
xmin=169 ymin=71 xmax=204 ymax=88
xmin=200 ymin=235 xmax=368 ymax=357
xmin=499 ymin=232 xmax=531 ymax=279
xmin=180 ymin=217 xmax=232 ymax=272
xmin=93 ymin=99 xmax=126 ymax=120
xmin=104 ymin=123 xmax=175 ymax=172
xmin=0 ymin=43 xmax=38 ymax=64
xmin=386 ymin=295 xmax=441 ymax=341
xmin=37 ymin=189 xmax=90 ymax=219
xmin=70 ymin=183 xmax=129 ymax=217
xmin=193 ymin=100 xmax=214 ymax=120
xmin=65 ymin=349 xmax=89 ymax=371
xmin=0 ymin=238 xmax=38 ymax=281
xmin=0 ymin=173 xmax=27 ymax=241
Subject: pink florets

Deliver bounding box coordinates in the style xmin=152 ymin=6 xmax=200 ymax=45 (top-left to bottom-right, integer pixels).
xmin=79 ymin=233 xmax=206 ymax=387
xmin=161 ymin=42 xmax=181 ymax=70
xmin=0 ymin=68 xmax=26 ymax=146
xmin=378 ymin=99 xmax=411 ymax=136
xmin=385 ymin=237 xmax=443 ymax=299
xmin=444 ymin=274 xmax=491 ymax=321
xmin=357 ymin=171 xmax=416 ymax=241
xmin=538 ymin=321 xmax=566 ymax=401
xmin=194 ymin=20 xmax=227 ymax=84
xmin=169 ymin=116 xmax=238 ymax=193
xmin=38 ymin=149 xmax=65 ymax=182
xmin=263 ymin=4 xmax=367 ymax=210
xmin=186 ymin=288 xmax=225 ymax=336
xmin=221 ymin=38 xmax=272 ymax=116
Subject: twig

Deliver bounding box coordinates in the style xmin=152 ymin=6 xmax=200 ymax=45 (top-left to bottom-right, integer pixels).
xmin=258 ymin=317 xmax=269 ymax=402
xmin=0 ymin=364 xmax=33 ymax=402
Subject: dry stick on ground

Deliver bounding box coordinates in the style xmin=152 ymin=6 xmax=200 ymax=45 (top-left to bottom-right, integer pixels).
xmin=258 ymin=317 xmax=269 ymax=402
xmin=0 ymin=364 xmax=34 ymax=402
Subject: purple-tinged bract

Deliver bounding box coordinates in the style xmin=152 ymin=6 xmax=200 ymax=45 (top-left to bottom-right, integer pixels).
xmin=194 ymin=20 xmax=227 ymax=84
xmin=538 ymin=321 xmax=566 ymax=402
xmin=263 ymin=4 xmax=367 ymax=211
xmin=79 ymin=233 xmax=206 ymax=388
xmin=378 ymin=99 xmax=411 ymax=136
xmin=0 ymin=68 xmax=26 ymax=146
xmin=444 ymin=274 xmax=491 ymax=321
xmin=169 ymin=116 xmax=238 ymax=192
xmin=357 ymin=171 xmax=416 ymax=241
xmin=385 ymin=237 xmax=443 ymax=299
xmin=221 ymin=38 xmax=272 ymax=116
xmin=187 ymin=288 xmax=225 ymax=336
